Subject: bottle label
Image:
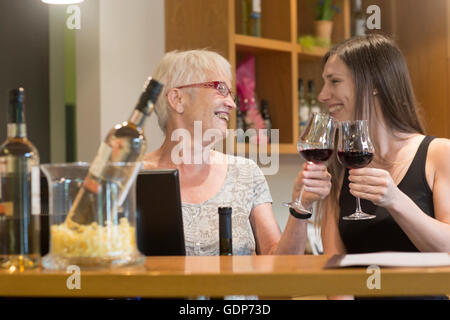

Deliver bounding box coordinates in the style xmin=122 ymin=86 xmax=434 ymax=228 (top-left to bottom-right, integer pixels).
xmin=252 ymin=0 xmax=261 ymax=13
xmin=83 ymin=176 xmax=101 ymax=195
xmin=311 ymin=106 xmax=321 ymax=114
xmin=31 ymin=166 xmax=40 ymax=215
xmin=0 ymin=202 xmax=13 ymax=217
xmin=355 ymin=19 xmax=366 ymax=36
xmin=299 ymin=106 xmax=310 ymax=121
xmin=89 ymin=142 xmax=113 ymax=178
xmin=116 ymin=162 xmax=142 ymax=207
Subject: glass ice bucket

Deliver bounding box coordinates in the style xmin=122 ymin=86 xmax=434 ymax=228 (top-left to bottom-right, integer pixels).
xmin=41 ymin=162 xmax=145 ymax=270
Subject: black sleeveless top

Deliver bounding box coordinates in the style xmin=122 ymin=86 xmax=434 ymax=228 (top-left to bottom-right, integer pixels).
xmin=339 ymin=136 xmax=449 ymax=300
xmin=339 ymin=136 xmax=435 ymax=253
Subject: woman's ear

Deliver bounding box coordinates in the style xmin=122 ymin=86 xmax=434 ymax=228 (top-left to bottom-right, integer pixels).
xmin=167 ymin=88 xmax=185 ymax=114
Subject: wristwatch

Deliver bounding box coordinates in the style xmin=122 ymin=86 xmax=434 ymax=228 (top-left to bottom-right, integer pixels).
xmin=289 ymin=207 xmax=312 ymax=220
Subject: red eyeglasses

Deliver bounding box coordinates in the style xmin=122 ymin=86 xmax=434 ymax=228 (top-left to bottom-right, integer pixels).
xmin=174 ymin=81 xmax=236 ymax=102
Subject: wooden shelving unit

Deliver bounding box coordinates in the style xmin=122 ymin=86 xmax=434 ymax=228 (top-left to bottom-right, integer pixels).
xmin=165 ymin=0 xmax=350 ymax=154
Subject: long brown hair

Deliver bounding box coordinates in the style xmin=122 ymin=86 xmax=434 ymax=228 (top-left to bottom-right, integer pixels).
xmin=318 ymin=34 xmax=426 ymax=226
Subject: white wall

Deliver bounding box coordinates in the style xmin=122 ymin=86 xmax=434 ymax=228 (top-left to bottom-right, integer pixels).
xmin=76 ymin=0 xmax=101 ymax=162
xmin=98 ymin=0 xmax=165 ymax=152
xmin=49 ymin=5 xmax=66 ymax=163
xmin=76 ymin=0 xmax=303 ymax=230
xmin=76 ymin=0 xmax=165 ymax=162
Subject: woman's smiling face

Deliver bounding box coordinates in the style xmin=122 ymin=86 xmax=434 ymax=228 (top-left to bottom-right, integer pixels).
xmin=318 ymin=54 xmax=356 ymax=121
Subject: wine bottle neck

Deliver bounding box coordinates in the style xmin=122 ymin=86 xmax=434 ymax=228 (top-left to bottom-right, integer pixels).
xmin=128 ymin=109 xmax=147 ymax=129
xmin=7 ymin=123 xmax=27 ymax=138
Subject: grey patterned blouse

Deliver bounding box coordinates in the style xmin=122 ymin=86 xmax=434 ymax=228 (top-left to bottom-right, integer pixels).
xmin=182 ymin=154 xmax=273 ymax=256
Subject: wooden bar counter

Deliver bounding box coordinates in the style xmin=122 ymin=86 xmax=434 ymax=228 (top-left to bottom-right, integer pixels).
xmin=0 ymin=255 xmax=449 ymax=298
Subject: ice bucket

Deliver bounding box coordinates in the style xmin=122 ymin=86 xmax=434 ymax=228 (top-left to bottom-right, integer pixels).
xmin=41 ymin=162 xmax=145 ymax=270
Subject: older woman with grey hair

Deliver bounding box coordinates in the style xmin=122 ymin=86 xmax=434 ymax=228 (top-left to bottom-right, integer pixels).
xmin=144 ymin=49 xmax=331 ymax=256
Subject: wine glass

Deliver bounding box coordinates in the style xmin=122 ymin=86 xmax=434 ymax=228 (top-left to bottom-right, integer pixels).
xmin=338 ymin=120 xmax=376 ymax=220
xmin=284 ymin=112 xmax=335 ymax=214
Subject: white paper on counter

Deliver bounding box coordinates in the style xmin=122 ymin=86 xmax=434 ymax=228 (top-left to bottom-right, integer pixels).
xmin=324 ymin=252 xmax=450 ymax=268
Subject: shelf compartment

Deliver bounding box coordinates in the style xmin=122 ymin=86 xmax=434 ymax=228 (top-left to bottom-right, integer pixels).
xmin=236 ymin=49 xmax=294 ymax=145
xmin=235 ymin=0 xmax=292 ymax=42
xmin=235 ymin=34 xmax=294 ymax=53
xmin=298 ymin=0 xmax=350 ymax=45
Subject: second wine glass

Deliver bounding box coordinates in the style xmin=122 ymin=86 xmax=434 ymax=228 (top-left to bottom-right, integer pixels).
xmin=338 ymin=120 xmax=376 ymax=220
xmin=284 ymin=112 xmax=335 ymax=214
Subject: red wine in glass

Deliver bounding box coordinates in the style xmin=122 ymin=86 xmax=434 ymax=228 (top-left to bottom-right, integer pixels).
xmin=300 ymin=149 xmax=334 ymax=163
xmin=338 ymin=151 xmax=373 ymax=169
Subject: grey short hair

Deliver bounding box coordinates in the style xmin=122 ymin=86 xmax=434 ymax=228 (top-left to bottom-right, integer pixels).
xmin=152 ymin=49 xmax=232 ymax=133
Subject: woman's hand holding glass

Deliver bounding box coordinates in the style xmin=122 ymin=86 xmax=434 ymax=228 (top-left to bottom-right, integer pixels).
xmin=348 ymin=167 xmax=401 ymax=210
xmin=292 ymin=162 xmax=332 ymax=211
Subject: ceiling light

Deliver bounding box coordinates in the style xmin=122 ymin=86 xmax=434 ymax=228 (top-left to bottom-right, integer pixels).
xmin=42 ymin=0 xmax=84 ymax=4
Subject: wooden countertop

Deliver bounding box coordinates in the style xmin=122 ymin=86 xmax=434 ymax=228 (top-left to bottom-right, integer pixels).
xmin=1 ymin=255 xmax=449 ymax=298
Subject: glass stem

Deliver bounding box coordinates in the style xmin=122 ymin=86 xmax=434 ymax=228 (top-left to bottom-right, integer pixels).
xmin=295 ymin=186 xmax=305 ymax=207
xmin=355 ymin=197 xmax=362 ymax=215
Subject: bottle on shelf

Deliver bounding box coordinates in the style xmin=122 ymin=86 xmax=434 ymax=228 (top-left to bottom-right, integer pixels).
xmin=0 ymin=88 xmax=41 ymax=270
xmin=235 ymin=96 xmax=246 ymax=142
xmin=241 ymin=0 xmax=250 ymax=35
xmin=218 ymin=207 xmax=232 ymax=256
xmin=308 ymin=80 xmax=321 ymax=114
xmin=250 ymin=0 xmax=261 ymax=37
xmin=352 ymin=0 xmax=366 ymax=36
xmin=298 ymin=79 xmax=310 ymax=135
xmin=261 ymin=99 xmax=272 ymax=142
xmin=65 ymin=77 xmax=163 ymax=227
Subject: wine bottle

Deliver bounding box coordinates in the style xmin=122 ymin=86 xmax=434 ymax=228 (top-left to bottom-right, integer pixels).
xmin=261 ymin=99 xmax=272 ymax=142
xmin=353 ymin=0 xmax=366 ymax=36
xmin=236 ymin=96 xmax=246 ymax=143
xmin=241 ymin=0 xmax=250 ymax=35
xmin=218 ymin=207 xmax=232 ymax=256
xmin=0 ymin=88 xmax=41 ymax=270
xmin=250 ymin=0 xmax=261 ymax=37
xmin=298 ymin=79 xmax=310 ymax=135
xmin=308 ymin=80 xmax=321 ymax=114
xmin=66 ymin=77 xmax=163 ymax=227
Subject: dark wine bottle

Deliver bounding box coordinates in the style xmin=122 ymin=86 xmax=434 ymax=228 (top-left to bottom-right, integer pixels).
xmin=308 ymin=80 xmax=321 ymax=114
xmin=66 ymin=77 xmax=163 ymax=227
xmin=261 ymin=99 xmax=272 ymax=142
xmin=0 ymin=88 xmax=41 ymax=270
xmin=250 ymin=0 xmax=261 ymax=37
xmin=218 ymin=207 xmax=232 ymax=256
xmin=298 ymin=78 xmax=310 ymax=135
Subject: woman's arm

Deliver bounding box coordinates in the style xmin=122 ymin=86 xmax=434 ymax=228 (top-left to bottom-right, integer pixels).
xmin=321 ymin=198 xmax=346 ymax=255
xmin=250 ymin=162 xmax=331 ymax=255
xmin=348 ymin=139 xmax=450 ymax=252
xmin=250 ymin=203 xmax=306 ymax=255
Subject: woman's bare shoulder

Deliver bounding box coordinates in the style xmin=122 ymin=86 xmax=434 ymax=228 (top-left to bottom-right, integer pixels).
xmin=428 ymin=138 xmax=450 ymax=184
xmin=428 ymin=137 xmax=450 ymax=165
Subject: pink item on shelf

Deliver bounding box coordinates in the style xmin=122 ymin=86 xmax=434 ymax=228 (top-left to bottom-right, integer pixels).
xmin=236 ymin=55 xmax=256 ymax=112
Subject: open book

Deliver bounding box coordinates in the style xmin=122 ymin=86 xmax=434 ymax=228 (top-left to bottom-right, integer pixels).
xmin=324 ymin=252 xmax=450 ymax=268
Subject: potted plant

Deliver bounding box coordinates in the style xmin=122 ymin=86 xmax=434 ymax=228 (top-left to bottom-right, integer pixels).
xmin=314 ymin=0 xmax=340 ymax=45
